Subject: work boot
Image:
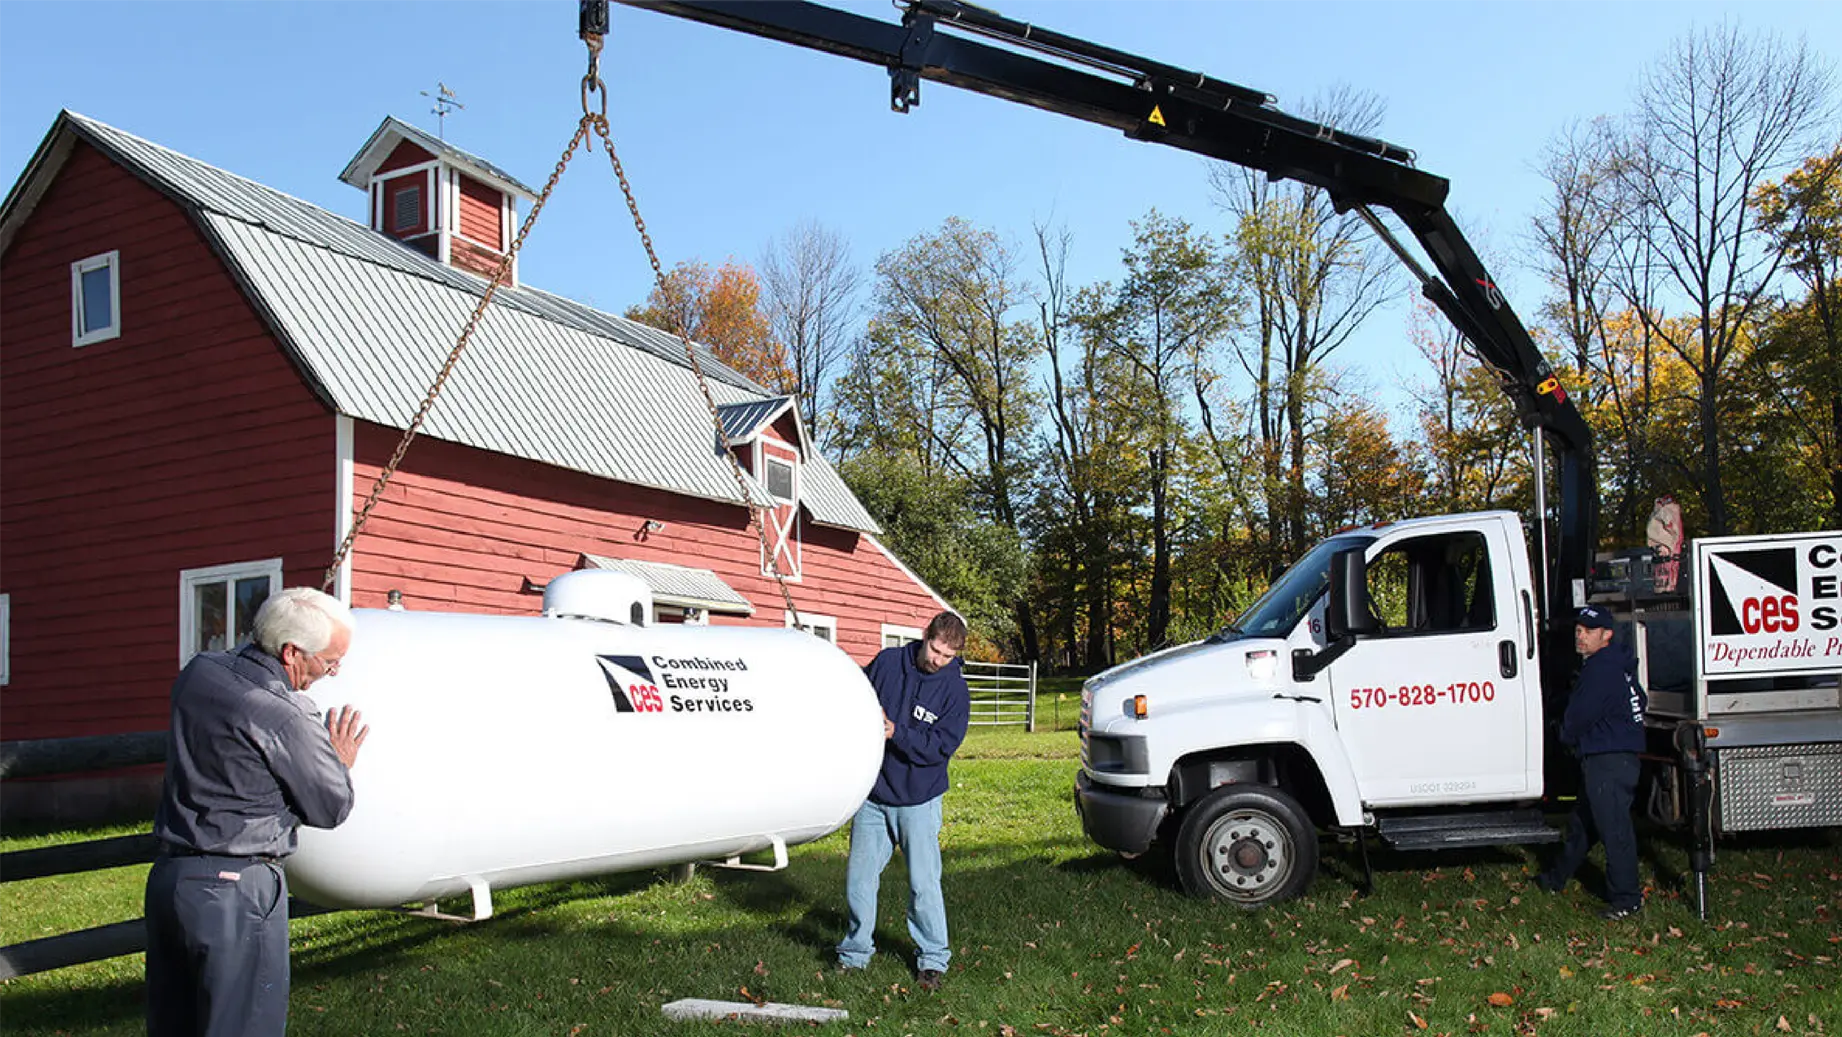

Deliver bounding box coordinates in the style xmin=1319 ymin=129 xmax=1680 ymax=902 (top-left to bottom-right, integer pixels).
xmin=1598 ymin=901 xmax=1642 ymax=921
xmin=917 ymin=968 xmax=944 ymax=992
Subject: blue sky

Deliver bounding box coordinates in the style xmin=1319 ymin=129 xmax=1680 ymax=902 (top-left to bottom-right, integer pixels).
xmin=4 ymin=1 xmax=1837 ymax=416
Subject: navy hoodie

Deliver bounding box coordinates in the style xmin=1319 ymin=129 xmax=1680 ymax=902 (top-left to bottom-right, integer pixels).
xmin=1560 ymin=641 xmax=1647 ymax=756
xmin=865 ymin=642 xmax=971 ymax=806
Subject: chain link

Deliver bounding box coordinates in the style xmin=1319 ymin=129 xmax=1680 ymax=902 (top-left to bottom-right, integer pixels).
xmin=587 ymin=113 xmax=805 ymax=629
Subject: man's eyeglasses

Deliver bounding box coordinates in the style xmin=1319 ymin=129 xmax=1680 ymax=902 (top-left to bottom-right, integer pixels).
xmin=294 ymin=645 xmax=342 ymax=676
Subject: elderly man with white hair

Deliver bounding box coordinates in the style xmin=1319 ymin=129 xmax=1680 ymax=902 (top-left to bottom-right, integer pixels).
xmin=144 ymin=586 xmax=369 ymax=1037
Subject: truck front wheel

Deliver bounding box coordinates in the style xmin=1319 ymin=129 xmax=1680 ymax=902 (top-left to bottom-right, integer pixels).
xmin=1174 ymin=784 xmax=1317 ymax=907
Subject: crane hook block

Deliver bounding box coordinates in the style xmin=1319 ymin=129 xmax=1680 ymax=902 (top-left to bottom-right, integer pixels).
xmin=580 ymin=0 xmax=610 ymax=39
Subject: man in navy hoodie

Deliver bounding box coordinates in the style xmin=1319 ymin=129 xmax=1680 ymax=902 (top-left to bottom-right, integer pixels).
xmin=837 ymin=611 xmax=971 ymax=991
xmin=1535 ymin=605 xmax=1648 ymax=919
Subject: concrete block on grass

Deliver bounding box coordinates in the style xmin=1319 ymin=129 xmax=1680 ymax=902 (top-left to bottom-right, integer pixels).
xmin=661 ymin=998 xmax=848 ymax=1024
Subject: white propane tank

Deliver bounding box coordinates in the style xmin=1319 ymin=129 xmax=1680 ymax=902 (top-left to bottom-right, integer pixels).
xmin=286 ymin=600 xmax=885 ymax=911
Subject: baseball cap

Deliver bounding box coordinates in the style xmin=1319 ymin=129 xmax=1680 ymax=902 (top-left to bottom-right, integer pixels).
xmin=1574 ymin=605 xmax=1615 ymax=630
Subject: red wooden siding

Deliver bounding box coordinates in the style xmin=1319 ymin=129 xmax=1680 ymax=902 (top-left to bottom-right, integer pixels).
xmin=345 ymin=423 xmax=941 ymax=663
xmin=449 ymin=237 xmax=501 ymax=279
xmin=376 ymin=139 xmax=434 ymax=174
xmin=0 ymin=141 xmax=337 ymax=741
xmin=457 ymin=174 xmax=503 ymax=250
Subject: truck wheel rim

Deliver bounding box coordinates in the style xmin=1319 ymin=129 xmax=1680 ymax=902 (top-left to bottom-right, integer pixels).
xmin=1204 ymin=808 xmax=1292 ymax=902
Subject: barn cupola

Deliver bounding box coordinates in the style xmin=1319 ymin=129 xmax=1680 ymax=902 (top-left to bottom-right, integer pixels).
xmin=338 ymin=116 xmax=538 ymax=284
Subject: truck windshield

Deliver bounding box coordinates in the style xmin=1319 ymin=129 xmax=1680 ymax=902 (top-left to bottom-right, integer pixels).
xmin=1209 ymin=534 xmax=1376 ymax=641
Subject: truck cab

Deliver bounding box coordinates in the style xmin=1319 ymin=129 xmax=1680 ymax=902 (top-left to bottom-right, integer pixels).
xmin=1076 ymin=510 xmax=1554 ymax=906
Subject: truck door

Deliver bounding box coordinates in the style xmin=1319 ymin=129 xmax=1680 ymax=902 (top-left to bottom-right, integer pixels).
xmin=1325 ymin=527 xmax=1537 ymax=805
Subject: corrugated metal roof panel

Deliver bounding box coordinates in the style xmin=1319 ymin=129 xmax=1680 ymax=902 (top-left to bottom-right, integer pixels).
xmin=801 ymin=451 xmax=881 ymax=533
xmin=716 ymin=397 xmax=793 ymax=443
xmin=207 ymin=215 xmax=773 ymax=507
xmin=580 ymin=554 xmax=755 ymax=615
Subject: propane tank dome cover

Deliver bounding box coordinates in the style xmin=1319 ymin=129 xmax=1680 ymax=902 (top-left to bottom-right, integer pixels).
xmin=543 ymin=569 xmax=654 ymax=624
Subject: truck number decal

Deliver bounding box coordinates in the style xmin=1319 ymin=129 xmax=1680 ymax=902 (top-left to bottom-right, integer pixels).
xmin=1348 ymin=681 xmax=1497 ymax=710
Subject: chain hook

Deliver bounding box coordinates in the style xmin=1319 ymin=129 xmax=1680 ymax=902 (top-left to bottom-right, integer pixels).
xmin=581 ymin=33 xmax=608 ymax=129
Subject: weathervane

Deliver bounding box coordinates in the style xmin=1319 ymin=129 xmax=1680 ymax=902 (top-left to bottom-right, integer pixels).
xmin=420 ymin=82 xmax=465 ymax=138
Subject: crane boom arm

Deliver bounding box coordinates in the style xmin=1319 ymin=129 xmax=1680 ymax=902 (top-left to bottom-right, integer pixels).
xmin=605 ymin=0 xmax=1597 ymax=633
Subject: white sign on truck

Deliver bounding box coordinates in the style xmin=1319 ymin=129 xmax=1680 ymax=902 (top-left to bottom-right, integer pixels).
xmin=1695 ymin=531 xmax=1842 ymax=680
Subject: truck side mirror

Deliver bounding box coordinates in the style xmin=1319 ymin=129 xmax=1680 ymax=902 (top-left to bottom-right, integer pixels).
xmin=1325 ymin=547 xmax=1380 ymax=641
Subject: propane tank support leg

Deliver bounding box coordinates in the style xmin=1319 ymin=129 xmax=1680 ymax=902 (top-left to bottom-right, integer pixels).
xmin=402 ymin=876 xmax=495 ymax=923
xmin=714 ymin=835 xmax=789 ymax=872
xmin=468 ymin=876 xmax=494 ymax=921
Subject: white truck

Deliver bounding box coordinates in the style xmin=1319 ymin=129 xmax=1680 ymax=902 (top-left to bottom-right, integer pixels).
xmin=1074 ymin=524 xmax=1842 ymax=912
xmin=608 ymin=0 xmax=1842 ymax=913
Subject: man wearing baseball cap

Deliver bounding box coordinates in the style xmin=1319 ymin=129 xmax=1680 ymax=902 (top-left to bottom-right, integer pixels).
xmin=1533 ymin=605 xmax=1648 ymax=919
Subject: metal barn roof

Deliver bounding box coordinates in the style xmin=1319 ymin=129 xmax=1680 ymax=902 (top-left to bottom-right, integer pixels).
xmin=579 ymin=554 xmax=755 ymax=615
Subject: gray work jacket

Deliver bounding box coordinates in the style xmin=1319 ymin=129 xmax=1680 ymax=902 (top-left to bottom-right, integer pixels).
xmin=153 ymin=643 xmax=354 ymax=858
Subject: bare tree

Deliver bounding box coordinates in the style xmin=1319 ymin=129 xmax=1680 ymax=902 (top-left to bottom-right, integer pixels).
xmin=759 ymin=219 xmax=861 ymax=444
xmin=1606 ymin=23 xmax=1836 ymax=534
xmin=1210 ymin=86 xmax=1403 ymax=571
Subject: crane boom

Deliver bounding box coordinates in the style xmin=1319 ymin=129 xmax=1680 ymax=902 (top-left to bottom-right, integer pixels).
xmin=603 ymin=0 xmax=1597 ymax=648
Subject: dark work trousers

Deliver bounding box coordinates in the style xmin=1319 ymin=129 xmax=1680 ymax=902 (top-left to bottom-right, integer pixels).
xmin=1546 ymin=752 xmax=1643 ymax=910
xmin=145 ymin=854 xmax=291 ymax=1037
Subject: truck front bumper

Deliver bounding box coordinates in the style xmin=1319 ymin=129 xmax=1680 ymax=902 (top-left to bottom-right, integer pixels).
xmin=1074 ymin=770 xmax=1168 ymax=854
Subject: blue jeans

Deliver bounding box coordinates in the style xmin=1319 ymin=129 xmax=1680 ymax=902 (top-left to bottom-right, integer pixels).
xmin=837 ymin=796 xmax=950 ymax=972
xmin=1544 ymin=752 xmax=1643 ymax=910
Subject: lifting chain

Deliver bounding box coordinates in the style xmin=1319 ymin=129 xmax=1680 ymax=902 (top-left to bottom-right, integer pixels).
xmin=326 ymin=28 xmax=804 ymax=633
xmin=580 ymin=34 xmax=804 ymax=629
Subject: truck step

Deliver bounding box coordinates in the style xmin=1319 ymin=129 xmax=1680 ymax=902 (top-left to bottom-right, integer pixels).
xmin=1374 ymin=809 xmax=1560 ymax=852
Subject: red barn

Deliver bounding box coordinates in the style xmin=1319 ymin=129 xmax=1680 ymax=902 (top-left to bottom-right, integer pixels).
xmin=0 ymin=112 xmax=946 ymax=821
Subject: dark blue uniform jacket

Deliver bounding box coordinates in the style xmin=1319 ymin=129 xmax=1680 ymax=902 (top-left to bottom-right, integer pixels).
xmin=865 ymin=643 xmax=971 ymax=807
xmin=1560 ymin=642 xmax=1648 ymax=757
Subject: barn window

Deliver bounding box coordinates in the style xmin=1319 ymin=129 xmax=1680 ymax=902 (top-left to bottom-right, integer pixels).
xmin=0 ymin=593 xmax=11 ymax=686
xmin=880 ymin=623 xmax=923 ymax=650
xmin=764 ymin=456 xmax=797 ymax=502
xmin=179 ymin=559 xmax=283 ymax=666
xmin=786 ymin=611 xmax=836 ymax=643
xmin=71 ymin=250 xmax=121 ymax=347
xmin=392 ymin=183 xmax=423 ymax=232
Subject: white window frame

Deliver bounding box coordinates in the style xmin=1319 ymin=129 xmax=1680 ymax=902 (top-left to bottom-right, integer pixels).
xmin=178 ymin=558 xmax=283 ymax=667
xmin=786 ymin=610 xmax=838 ymax=644
xmin=880 ymin=623 xmax=924 ymax=650
xmin=763 ymin=454 xmax=798 ymax=504
xmin=0 ymin=593 xmax=11 ymax=686
xmin=71 ymin=250 xmax=122 ymax=347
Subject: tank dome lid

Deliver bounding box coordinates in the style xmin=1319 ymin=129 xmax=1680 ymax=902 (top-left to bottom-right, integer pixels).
xmin=543 ymin=570 xmax=654 ymax=625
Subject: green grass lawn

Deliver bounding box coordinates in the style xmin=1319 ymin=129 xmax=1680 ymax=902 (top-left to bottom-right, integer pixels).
xmin=4 ymin=727 xmax=1838 ymax=1036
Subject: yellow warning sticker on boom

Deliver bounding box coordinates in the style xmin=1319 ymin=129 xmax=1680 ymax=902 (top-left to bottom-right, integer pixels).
xmin=1148 ymin=105 xmax=1166 ymax=128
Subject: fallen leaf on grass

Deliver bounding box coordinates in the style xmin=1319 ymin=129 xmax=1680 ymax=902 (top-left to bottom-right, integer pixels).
xmin=1330 ymin=984 xmax=1350 ymax=1001
xmin=1776 ymin=1018 xmax=1792 ymax=1032
xmin=1486 ymin=992 xmax=1514 ymax=1007
xmin=1409 ymin=1011 xmax=1429 ymax=1030
xmin=1329 ymin=958 xmax=1355 ymax=975
xmin=1533 ymin=1008 xmax=1556 ymax=1020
